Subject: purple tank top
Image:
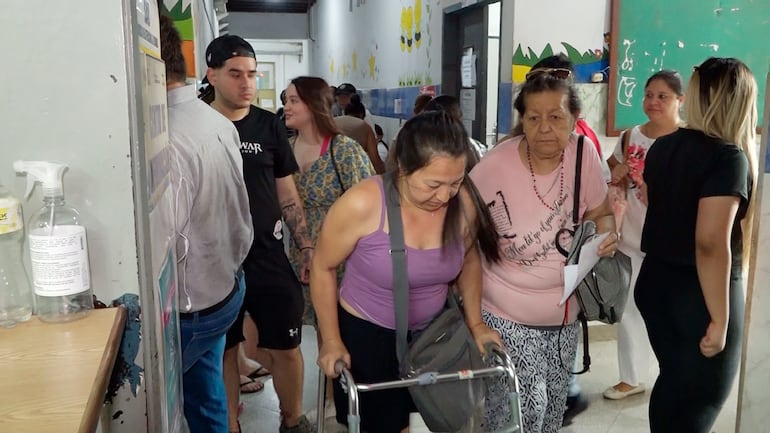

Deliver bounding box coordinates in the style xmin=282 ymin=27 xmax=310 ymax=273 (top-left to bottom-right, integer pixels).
xmin=339 ymin=177 xmax=465 ymax=330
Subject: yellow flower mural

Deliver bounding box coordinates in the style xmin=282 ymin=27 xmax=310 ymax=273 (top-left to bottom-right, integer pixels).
xmin=400 ymin=6 xmax=414 ymax=52
xmin=396 ymin=0 xmax=433 ymax=87
xmin=400 ymin=0 xmax=425 ymax=52
xmin=352 ymin=50 xmax=358 ymax=72
xmin=368 ymin=54 xmax=377 ymax=79
xmin=414 ymin=0 xmax=422 ymax=48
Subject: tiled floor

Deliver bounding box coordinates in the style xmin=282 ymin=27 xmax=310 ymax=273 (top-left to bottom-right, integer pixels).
xmin=238 ymin=324 xmax=738 ymax=433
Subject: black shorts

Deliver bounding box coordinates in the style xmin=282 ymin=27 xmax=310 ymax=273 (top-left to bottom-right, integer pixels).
xmin=225 ymin=253 xmax=303 ymax=350
xmin=333 ymin=305 xmax=416 ymax=433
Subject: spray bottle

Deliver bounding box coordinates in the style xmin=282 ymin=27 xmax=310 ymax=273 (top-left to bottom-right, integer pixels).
xmin=14 ymin=161 xmax=93 ymax=322
xmin=0 ymin=182 xmax=33 ymax=327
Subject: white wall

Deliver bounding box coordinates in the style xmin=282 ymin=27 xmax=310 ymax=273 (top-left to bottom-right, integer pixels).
xmin=230 ymin=11 xmax=308 ymax=39
xmin=247 ymin=39 xmax=311 ymax=92
xmin=309 ymin=0 xmax=444 ymax=89
xmin=192 ymin=0 xmax=218 ymax=80
xmin=307 ymin=0 xmax=453 ymax=150
xmin=512 ymin=0 xmax=610 ymax=64
xmin=1 ymin=1 xmax=140 ymax=303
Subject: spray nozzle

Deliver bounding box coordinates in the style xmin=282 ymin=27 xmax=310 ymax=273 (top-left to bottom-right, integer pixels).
xmin=13 ymin=161 xmax=68 ymax=199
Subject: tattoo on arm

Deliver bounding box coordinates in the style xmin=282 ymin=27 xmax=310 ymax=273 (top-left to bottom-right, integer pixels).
xmin=281 ymin=199 xmax=312 ymax=248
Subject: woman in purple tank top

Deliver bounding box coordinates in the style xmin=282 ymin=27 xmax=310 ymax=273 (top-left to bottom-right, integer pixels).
xmin=310 ymin=111 xmax=502 ymax=433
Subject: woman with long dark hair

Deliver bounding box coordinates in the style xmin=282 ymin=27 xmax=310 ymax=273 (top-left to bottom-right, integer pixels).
xmin=312 ymin=111 xmax=502 ymax=433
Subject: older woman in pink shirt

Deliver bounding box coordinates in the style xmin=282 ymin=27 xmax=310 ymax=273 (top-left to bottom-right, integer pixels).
xmin=470 ymin=70 xmax=617 ymax=433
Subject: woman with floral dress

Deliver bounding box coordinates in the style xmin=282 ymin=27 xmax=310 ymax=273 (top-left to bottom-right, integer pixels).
xmin=284 ymin=76 xmax=374 ymax=326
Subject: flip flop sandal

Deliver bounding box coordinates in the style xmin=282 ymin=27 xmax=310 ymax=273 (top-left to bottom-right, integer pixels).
xmin=247 ymin=366 xmax=271 ymax=379
xmin=239 ymin=376 xmax=264 ymax=394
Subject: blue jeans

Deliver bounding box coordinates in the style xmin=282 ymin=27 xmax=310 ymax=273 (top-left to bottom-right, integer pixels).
xmin=180 ymin=272 xmax=245 ymax=433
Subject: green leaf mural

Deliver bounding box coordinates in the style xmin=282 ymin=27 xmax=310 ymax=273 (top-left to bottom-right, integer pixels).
xmin=160 ymin=0 xmax=193 ymax=39
xmin=513 ymin=42 xmax=606 ymax=67
xmin=540 ymin=45 xmax=554 ymax=61
xmin=161 ymin=1 xmax=191 ymax=20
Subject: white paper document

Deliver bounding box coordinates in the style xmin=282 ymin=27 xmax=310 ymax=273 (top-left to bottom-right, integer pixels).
xmin=559 ymin=232 xmax=610 ymax=305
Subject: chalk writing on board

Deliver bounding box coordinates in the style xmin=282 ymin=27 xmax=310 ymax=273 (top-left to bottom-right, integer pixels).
xmin=617 ymin=76 xmax=637 ymax=107
xmin=621 ymin=39 xmax=636 ymax=71
xmin=659 ymin=41 xmax=667 ymax=69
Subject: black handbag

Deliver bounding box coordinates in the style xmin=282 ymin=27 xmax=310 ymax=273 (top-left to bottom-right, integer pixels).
xmin=384 ymin=173 xmax=485 ymax=433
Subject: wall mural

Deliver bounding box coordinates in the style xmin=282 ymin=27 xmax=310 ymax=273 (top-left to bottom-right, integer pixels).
xmin=511 ymin=0 xmax=609 ymax=83
xmin=512 ymin=35 xmax=610 ymax=83
xmin=321 ymin=0 xmax=438 ymax=88
xmin=397 ymin=0 xmax=433 ymax=86
xmin=160 ymin=0 xmax=195 ymax=78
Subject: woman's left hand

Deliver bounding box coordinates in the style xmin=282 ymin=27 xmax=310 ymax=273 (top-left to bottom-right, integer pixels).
xmin=638 ymin=181 xmax=649 ymax=207
xmin=700 ymin=320 xmax=727 ymax=358
xmin=597 ymin=231 xmax=620 ymax=257
xmin=469 ymin=322 xmax=503 ymax=355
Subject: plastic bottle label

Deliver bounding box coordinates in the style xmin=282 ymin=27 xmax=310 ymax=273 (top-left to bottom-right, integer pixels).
xmin=0 ymin=197 xmax=23 ymax=235
xmin=29 ymin=225 xmax=91 ymax=297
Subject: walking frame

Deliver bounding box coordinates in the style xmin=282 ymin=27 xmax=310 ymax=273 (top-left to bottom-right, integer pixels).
xmin=315 ymin=344 xmax=524 ymax=433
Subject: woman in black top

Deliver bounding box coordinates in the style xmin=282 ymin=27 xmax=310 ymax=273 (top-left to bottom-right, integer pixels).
xmin=636 ymin=57 xmax=758 ymax=433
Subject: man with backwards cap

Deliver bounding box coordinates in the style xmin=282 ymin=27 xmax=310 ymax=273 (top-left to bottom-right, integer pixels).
xmin=159 ymin=16 xmax=253 ymax=433
xmin=334 ymin=82 xmax=376 ymax=132
xmin=205 ymin=35 xmax=315 ymax=433
xmin=333 ymin=83 xmax=357 ymax=116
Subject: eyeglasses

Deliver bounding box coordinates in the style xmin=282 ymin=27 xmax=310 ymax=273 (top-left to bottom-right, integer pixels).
xmin=525 ymin=68 xmax=573 ymax=81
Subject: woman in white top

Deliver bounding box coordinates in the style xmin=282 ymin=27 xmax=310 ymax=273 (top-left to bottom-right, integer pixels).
xmin=604 ymin=70 xmax=684 ymax=399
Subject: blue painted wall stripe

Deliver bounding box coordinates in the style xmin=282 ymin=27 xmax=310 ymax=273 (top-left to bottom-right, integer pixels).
xmin=360 ymin=85 xmax=441 ymax=120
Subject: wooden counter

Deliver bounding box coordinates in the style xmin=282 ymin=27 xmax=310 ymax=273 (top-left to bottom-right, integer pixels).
xmin=0 ymin=307 xmax=127 ymax=433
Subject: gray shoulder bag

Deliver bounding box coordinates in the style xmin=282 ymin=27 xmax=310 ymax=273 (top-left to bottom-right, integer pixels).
xmin=555 ymin=136 xmax=632 ymax=373
xmin=384 ymin=173 xmax=485 ymax=433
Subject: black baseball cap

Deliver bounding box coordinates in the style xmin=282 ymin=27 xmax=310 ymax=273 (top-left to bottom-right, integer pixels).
xmin=205 ymin=35 xmax=255 ymax=68
xmin=335 ymin=83 xmax=357 ymax=95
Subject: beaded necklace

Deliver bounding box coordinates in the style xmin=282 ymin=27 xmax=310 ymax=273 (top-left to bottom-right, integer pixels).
xmin=525 ymin=141 xmax=565 ymax=212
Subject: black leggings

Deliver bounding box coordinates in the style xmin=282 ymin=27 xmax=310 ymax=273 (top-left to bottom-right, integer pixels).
xmin=333 ymin=305 xmax=416 ymax=433
xmin=635 ymin=256 xmax=744 ymax=433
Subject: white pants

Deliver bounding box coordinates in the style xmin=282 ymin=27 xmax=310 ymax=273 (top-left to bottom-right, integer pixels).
xmin=616 ymin=249 xmax=653 ymax=386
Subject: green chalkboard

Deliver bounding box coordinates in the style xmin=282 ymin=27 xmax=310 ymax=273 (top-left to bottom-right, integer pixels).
xmin=607 ymin=0 xmax=769 ymax=134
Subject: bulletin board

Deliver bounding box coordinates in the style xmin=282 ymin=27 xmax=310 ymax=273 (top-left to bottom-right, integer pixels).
xmin=607 ymin=0 xmax=769 ymax=134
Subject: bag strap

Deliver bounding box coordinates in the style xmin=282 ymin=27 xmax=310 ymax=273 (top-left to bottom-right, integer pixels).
xmin=572 ymin=135 xmax=592 ymax=374
xmin=383 ymin=173 xmax=410 ymax=364
xmin=329 ymin=136 xmax=347 ymax=193
xmin=614 ymin=129 xmax=631 ymax=194
xmin=571 ymin=135 xmax=585 ymax=228
xmin=620 ymin=129 xmax=631 ymax=162
xmin=555 ymin=135 xmax=586 ymax=257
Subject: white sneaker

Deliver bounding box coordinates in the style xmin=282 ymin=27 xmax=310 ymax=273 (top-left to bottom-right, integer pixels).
xmin=603 ymin=383 xmax=645 ymax=400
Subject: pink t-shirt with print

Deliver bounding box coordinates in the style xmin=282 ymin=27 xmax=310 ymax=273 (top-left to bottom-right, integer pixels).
xmin=470 ymin=134 xmax=608 ymax=326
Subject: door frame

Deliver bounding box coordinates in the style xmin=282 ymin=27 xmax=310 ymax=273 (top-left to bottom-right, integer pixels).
xmin=441 ymin=1 xmax=501 ymax=142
